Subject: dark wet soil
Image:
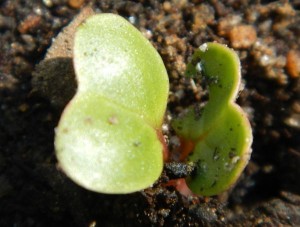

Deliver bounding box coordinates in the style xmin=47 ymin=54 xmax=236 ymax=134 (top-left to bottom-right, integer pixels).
xmin=1 ymin=0 xmax=300 ymax=226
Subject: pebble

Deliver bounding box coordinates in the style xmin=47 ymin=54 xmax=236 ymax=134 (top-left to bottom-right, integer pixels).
xmin=217 ymin=15 xmax=242 ymax=36
xmin=0 ymin=14 xmax=15 ymax=29
xmin=68 ymin=0 xmax=85 ymax=9
xmin=228 ymin=25 xmax=257 ymax=49
xmin=292 ymin=101 xmax=300 ymax=114
xmin=285 ymin=114 xmax=300 ymax=129
xmin=0 ymin=73 xmax=17 ymax=89
xmin=163 ymin=1 xmax=172 ymax=12
xmin=192 ymin=4 xmax=215 ymax=32
xmin=18 ymin=14 xmax=41 ymax=34
xmin=43 ymin=0 xmax=53 ymax=8
xmin=21 ymin=34 xmax=36 ymax=52
xmin=286 ymin=50 xmax=300 ymax=78
xmin=18 ymin=103 xmax=29 ymax=112
xmin=251 ymin=39 xmax=288 ymax=84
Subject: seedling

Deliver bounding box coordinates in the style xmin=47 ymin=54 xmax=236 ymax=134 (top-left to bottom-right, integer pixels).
xmin=172 ymin=42 xmax=253 ymax=196
xmin=55 ymin=14 xmax=169 ymax=194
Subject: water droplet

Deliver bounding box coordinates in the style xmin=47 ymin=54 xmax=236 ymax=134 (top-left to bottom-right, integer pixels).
xmin=213 ymin=148 xmax=220 ymax=161
xmin=208 ymin=76 xmax=219 ymax=85
xmin=224 ymin=162 xmax=233 ymax=171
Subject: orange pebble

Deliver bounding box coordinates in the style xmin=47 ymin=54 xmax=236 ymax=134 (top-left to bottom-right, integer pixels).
xmin=286 ymin=50 xmax=300 ymax=78
xmin=229 ymin=25 xmax=257 ymax=49
xmin=18 ymin=15 xmax=41 ymax=34
xmin=68 ymin=0 xmax=85 ymax=9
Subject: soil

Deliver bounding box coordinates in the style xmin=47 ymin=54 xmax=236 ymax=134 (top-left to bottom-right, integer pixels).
xmin=1 ymin=0 xmax=300 ymax=226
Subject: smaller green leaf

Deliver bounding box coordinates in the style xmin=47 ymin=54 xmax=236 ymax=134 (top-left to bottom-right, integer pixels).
xmin=172 ymin=42 xmax=252 ymax=196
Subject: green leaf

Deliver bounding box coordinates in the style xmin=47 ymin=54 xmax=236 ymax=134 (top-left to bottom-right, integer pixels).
xmin=55 ymin=14 xmax=169 ymax=194
xmin=74 ymin=14 xmax=168 ymax=128
xmin=172 ymin=42 xmax=252 ymax=196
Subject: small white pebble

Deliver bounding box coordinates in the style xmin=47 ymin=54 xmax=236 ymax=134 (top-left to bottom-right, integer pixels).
xmin=142 ymin=29 xmax=153 ymax=39
xmin=89 ymin=221 xmax=97 ymax=227
xmin=260 ymin=54 xmax=270 ymax=66
xmin=34 ymin=7 xmax=43 ymax=15
xmin=254 ymin=40 xmax=262 ymax=48
xmin=166 ymin=114 xmax=172 ymax=121
xmin=196 ymin=62 xmax=202 ymax=73
xmin=190 ymin=78 xmax=197 ymax=92
xmin=285 ymin=114 xmax=300 ymax=129
xmin=128 ymin=16 xmax=136 ymax=24
xmin=43 ymin=0 xmax=53 ymax=7
xmin=199 ymin=43 xmax=208 ymax=52
xmin=162 ymin=123 xmax=169 ymax=133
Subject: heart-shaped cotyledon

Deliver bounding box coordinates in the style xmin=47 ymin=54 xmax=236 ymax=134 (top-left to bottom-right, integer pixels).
xmin=172 ymin=42 xmax=253 ymax=196
xmin=55 ymin=14 xmax=169 ymax=194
